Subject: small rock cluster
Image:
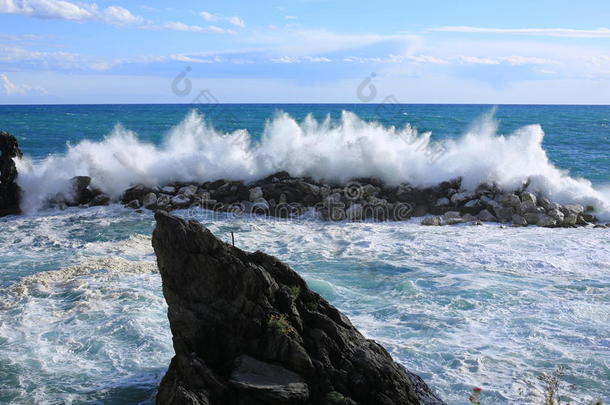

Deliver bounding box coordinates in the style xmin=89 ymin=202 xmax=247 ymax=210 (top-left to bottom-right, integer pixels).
xmin=52 ymin=172 xmax=606 ymax=228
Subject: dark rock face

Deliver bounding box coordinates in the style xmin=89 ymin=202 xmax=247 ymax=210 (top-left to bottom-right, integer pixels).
xmin=0 ymin=131 xmax=23 ymax=216
xmin=152 ymin=211 xmax=444 ymax=405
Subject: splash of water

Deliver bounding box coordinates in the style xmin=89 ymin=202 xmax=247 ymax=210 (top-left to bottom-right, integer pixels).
xmin=14 ymin=110 xmax=610 ymax=218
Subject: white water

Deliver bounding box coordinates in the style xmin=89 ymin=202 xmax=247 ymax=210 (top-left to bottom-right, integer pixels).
xmin=0 ymin=207 xmax=608 ymax=404
xmin=14 ymin=110 xmax=610 ymax=219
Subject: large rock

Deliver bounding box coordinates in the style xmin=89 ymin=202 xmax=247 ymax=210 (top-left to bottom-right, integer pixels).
xmin=152 ymin=212 xmax=444 ymax=405
xmin=0 ymin=131 xmax=23 ymax=216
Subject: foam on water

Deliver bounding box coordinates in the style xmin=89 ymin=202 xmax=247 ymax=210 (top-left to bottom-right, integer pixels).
xmin=14 ymin=110 xmax=610 ymax=219
xmin=1 ymin=208 xmax=609 ymax=404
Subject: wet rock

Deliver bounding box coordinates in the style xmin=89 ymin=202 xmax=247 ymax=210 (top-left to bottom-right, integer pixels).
xmin=171 ymin=194 xmax=191 ymax=208
xmin=0 ymin=131 xmax=23 ymax=216
xmin=537 ymin=214 xmax=557 ymax=227
xmin=153 ymin=212 xmax=444 ymax=405
xmin=493 ymin=206 xmax=515 ymax=222
xmin=178 ymin=185 xmax=198 ymax=197
xmin=422 ymin=216 xmax=443 ymax=226
xmin=443 ymin=211 xmax=461 ymax=219
xmin=563 ymin=213 xmax=578 ymax=226
xmin=498 ymin=194 xmax=521 ymax=207
xmin=562 ymin=204 xmax=584 ymax=215
xmin=122 ymin=184 xmax=150 ymax=204
xmin=90 ymin=193 xmax=110 ymax=206
xmin=142 ymin=192 xmax=158 ymax=209
xmin=523 ymin=212 xmax=541 ymax=225
xmin=161 ymin=186 xmax=176 ymax=194
xmin=547 ymin=208 xmax=565 ymax=223
xmin=450 ymin=192 xmax=474 ymax=205
xmin=512 ymin=214 xmax=527 ymax=227
xmin=477 ymin=209 xmax=496 ymax=222
xmin=520 ymin=191 xmax=537 ymax=205
xmin=461 ymin=213 xmax=478 ymax=222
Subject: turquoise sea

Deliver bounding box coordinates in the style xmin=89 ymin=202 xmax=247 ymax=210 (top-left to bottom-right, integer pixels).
xmin=0 ymin=104 xmax=609 ymax=404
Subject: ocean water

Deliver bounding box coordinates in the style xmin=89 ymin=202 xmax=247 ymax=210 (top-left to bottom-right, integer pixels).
xmin=0 ymin=104 xmax=609 ymax=404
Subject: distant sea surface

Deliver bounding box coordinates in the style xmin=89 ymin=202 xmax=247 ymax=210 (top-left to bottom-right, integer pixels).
xmin=0 ymin=104 xmax=608 ymax=404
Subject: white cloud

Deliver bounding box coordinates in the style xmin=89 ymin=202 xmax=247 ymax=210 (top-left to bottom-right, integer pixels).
xmin=0 ymin=73 xmax=46 ymax=94
xmin=0 ymin=0 xmax=143 ymax=25
xmin=284 ymin=15 xmax=297 ymax=20
xmin=153 ymin=21 xmax=236 ymax=34
xmin=271 ymin=55 xmax=332 ymax=63
xmin=432 ymin=26 xmax=610 ymax=39
xmin=200 ymin=11 xmax=245 ymax=27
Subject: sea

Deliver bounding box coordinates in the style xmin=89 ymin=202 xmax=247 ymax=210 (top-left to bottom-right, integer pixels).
xmin=0 ymin=104 xmax=609 ymax=404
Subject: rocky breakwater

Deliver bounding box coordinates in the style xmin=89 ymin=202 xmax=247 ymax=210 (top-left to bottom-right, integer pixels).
xmin=0 ymin=131 xmax=23 ymax=217
xmin=113 ymin=173 xmax=605 ymax=228
xmin=152 ymin=211 xmax=444 ymax=405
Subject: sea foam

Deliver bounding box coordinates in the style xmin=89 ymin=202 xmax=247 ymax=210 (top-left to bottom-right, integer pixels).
xmin=14 ymin=110 xmax=610 ymax=218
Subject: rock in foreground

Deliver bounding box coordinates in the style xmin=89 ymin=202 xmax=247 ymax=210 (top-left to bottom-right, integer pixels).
xmin=152 ymin=211 xmax=444 ymax=405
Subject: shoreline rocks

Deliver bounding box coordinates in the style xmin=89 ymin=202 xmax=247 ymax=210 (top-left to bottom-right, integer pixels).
xmin=152 ymin=211 xmax=445 ymax=405
xmin=0 ymin=131 xmax=23 ymax=217
xmin=97 ymin=173 xmax=600 ymax=228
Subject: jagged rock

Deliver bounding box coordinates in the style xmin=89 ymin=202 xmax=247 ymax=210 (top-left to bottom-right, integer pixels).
xmin=450 ymin=192 xmax=473 ymax=205
xmin=477 ymin=209 xmax=496 ymax=222
xmin=461 ymin=213 xmax=478 ymax=222
xmin=422 ymin=216 xmax=443 ymax=226
xmin=152 ymin=212 xmax=444 ymax=405
xmin=517 ymin=200 xmax=538 ymax=214
xmin=0 ymin=131 xmax=23 ymax=216
xmin=69 ymin=176 xmax=93 ymax=205
xmin=563 ymin=213 xmax=578 ymax=226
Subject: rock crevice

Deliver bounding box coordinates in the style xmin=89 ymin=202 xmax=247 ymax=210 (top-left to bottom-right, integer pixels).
xmin=152 ymin=211 xmax=444 ymax=405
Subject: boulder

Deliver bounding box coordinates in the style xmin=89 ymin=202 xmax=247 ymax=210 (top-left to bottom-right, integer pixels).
xmin=547 ymin=209 xmax=565 ymax=223
xmin=171 ymin=194 xmax=191 ymax=208
xmin=562 ymin=204 xmax=584 ymax=215
xmin=477 ymin=209 xmax=496 ymax=222
xmin=537 ymin=215 xmax=557 ymax=227
xmin=450 ymin=192 xmax=474 ymax=205
xmin=152 ymin=212 xmax=444 ymax=405
xmin=178 ymin=185 xmax=198 ymax=197
xmin=90 ymin=193 xmax=110 ymax=206
xmin=0 ymin=131 xmax=23 ymax=216
xmin=434 ymin=197 xmax=449 ymax=207
xmin=562 ymin=213 xmax=578 ymax=226
xmin=443 ymin=211 xmax=461 ymax=219
xmin=523 ymin=212 xmax=541 ymax=225
xmin=69 ymin=176 xmax=93 ymax=205
xmin=142 ymin=192 xmax=158 ymax=209
xmin=422 ymin=216 xmax=443 ymax=226
xmin=161 ymin=186 xmax=176 ymax=194
xmin=498 ymin=194 xmax=521 ymax=207
xmin=512 ymin=214 xmax=527 ymax=227
xmin=493 ymin=206 xmax=515 ymax=222
xmin=520 ymin=191 xmax=537 ymax=205
xmin=122 ymin=184 xmax=151 ymax=204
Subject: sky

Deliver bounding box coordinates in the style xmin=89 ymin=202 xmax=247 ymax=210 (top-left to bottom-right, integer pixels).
xmin=1 ymin=0 xmax=610 ymax=104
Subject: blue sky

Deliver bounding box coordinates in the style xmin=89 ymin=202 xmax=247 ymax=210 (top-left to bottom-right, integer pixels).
xmin=2 ymin=0 xmax=610 ymax=103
